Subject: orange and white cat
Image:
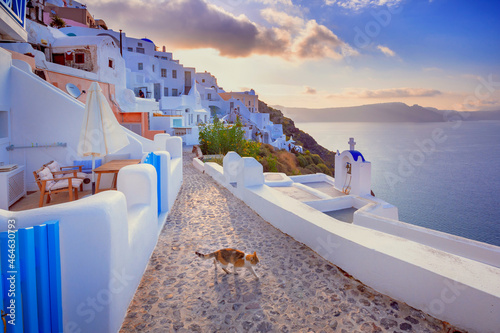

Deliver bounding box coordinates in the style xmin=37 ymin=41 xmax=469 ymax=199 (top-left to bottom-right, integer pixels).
xmin=195 ymin=248 xmax=260 ymax=280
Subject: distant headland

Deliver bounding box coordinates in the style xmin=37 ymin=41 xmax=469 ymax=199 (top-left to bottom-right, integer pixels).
xmin=273 ymin=102 xmax=500 ymax=123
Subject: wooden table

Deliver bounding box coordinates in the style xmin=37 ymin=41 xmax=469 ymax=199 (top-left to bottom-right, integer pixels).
xmin=93 ymin=159 xmax=141 ymax=193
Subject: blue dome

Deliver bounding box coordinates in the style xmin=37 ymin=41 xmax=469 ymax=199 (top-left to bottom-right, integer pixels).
xmin=141 ymin=38 xmax=154 ymax=43
xmin=349 ymin=150 xmax=365 ymax=162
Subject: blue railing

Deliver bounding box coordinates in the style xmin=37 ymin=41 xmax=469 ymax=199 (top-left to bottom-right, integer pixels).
xmin=0 ymin=0 xmax=26 ymax=26
xmin=0 ymin=220 xmax=63 ymax=332
xmin=143 ymin=152 xmax=162 ymax=214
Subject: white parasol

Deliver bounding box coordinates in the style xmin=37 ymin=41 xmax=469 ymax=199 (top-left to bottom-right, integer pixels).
xmin=78 ymin=82 xmax=129 ymax=194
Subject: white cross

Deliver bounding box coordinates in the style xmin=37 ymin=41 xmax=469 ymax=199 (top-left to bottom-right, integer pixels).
xmin=348 ymin=137 xmax=356 ymax=150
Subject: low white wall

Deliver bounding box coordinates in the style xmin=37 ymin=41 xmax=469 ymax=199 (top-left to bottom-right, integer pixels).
xmin=45 ymin=61 xmax=98 ymax=80
xmin=152 ymin=134 xmax=183 ymax=213
xmin=192 ymin=158 xmax=205 ymax=173
xmin=202 ymin=154 xmax=500 ymax=333
xmin=305 ymin=196 xmax=354 ymax=212
xmin=290 ymin=173 xmax=335 ymax=185
xmin=238 ymin=182 xmax=500 ymax=333
xmin=0 ymin=163 xmax=159 ymax=332
xmin=354 ymin=212 xmax=500 ymax=268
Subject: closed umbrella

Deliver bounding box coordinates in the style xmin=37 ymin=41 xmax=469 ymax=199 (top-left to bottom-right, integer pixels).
xmin=78 ymin=82 xmax=129 ymax=194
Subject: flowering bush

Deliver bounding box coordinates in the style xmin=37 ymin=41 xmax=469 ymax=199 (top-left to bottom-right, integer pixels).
xmin=199 ymin=117 xmax=259 ymax=157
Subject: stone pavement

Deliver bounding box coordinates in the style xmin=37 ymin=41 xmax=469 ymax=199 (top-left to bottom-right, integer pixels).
xmin=120 ymin=152 xmax=463 ymax=333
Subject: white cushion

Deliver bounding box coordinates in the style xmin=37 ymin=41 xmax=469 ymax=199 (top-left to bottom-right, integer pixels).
xmin=47 ymin=161 xmax=62 ymax=178
xmin=76 ymin=172 xmax=89 ymax=179
xmin=46 ymin=161 xmax=60 ymax=173
xmin=38 ymin=167 xmax=55 ymax=190
xmin=49 ymin=178 xmax=83 ymax=191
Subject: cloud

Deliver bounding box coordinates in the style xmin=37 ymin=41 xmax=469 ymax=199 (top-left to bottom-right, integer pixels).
xmin=85 ymin=0 xmax=288 ymax=57
xmin=325 ymin=0 xmax=404 ymax=10
xmin=260 ymin=9 xmax=355 ymax=60
xmin=250 ymin=0 xmax=293 ymax=5
xmin=293 ymin=20 xmax=352 ymax=60
xmin=85 ymin=0 xmax=354 ymax=61
xmin=454 ymin=98 xmax=500 ymax=111
xmin=377 ymin=45 xmax=395 ymax=57
xmin=330 ymin=88 xmax=443 ymax=99
xmin=260 ymin=8 xmax=304 ymax=33
xmin=304 ymin=86 xmax=317 ymax=94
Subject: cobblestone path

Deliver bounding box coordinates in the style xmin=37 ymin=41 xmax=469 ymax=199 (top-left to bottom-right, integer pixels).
xmin=120 ymin=152 xmax=461 ymax=333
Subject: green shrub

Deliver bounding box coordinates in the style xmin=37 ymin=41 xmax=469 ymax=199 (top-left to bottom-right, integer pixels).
xmin=311 ymin=154 xmax=322 ymax=165
xmin=305 ymin=155 xmax=314 ymax=166
xmin=297 ymin=155 xmax=307 ymax=168
xmin=306 ymin=164 xmax=322 ymax=173
xmin=199 ymin=117 xmax=249 ymax=155
xmin=317 ymin=163 xmax=332 ymax=176
xmin=266 ymin=155 xmax=278 ymax=172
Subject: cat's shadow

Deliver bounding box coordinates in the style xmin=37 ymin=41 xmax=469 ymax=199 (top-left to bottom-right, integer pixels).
xmin=213 ymin=263 xmax=261 ymax=299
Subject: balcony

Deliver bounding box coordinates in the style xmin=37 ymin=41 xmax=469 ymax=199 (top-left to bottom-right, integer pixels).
xmin=0 ymin=0 xmax=27 ymax=41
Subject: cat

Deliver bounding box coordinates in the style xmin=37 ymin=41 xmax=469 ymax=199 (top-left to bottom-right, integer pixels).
xmin=192 ymin=145 xmax=204 ymax=161
xmin=195 ymin=248 xmax=260 ymax=280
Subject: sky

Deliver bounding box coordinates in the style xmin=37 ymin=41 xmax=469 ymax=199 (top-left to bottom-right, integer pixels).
xmin=83 ymin=0 xmax=500 ymax=111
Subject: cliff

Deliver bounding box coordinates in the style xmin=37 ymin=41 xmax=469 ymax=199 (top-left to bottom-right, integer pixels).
xmin=259 ymin=101 xmax=336 ymax=169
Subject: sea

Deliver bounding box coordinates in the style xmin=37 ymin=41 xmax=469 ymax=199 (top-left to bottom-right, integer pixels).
xmin=296 ymin=120 xmax=500 ymax=247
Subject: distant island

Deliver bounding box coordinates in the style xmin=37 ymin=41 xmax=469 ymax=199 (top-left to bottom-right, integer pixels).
xmin=273 ymin=102 xmax=500 ymax=123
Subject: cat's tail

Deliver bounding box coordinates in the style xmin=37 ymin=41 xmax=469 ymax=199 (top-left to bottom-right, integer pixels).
xmin=195 ymin=251 xmax=215 ymax=259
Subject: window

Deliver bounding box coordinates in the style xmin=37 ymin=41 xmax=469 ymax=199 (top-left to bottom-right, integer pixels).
xmin=249 ymin=101 xmax=251 ymax=106
xmin=161 ymin=56 xmax=168 ymax=60
xmin=138 ymin=42 xmax=143 ymax=47
xmin=172 ymin=88 xmax=178 ymax=96
xmin=136 ymin=47 xmax=145 ymax=54
xmin=164 ymin=87 xmax=168 ymax=96
xmin=75 ymin=53 xmax=85 ymax=63
xmin=127 ymin=47 xmax=133 ymax=52
xmin=202 ymin=79 xmax=205 ymax=83
xmin=161 ymin=68 xmax=166 ymax=77
xmin=138 ymin=63 xmax=143 ymax=70
xmin=152 ymin=65 xmax=155 ymax=72
xmin=108 ymin=58 xmax=114 ymax=68
xmin=172 ymin=70 xmax=177 ymax=79
xmin=207 ymin=93 xmax=211 ymax=100
xmin=53 ymin=54 xmax=65 ymax=65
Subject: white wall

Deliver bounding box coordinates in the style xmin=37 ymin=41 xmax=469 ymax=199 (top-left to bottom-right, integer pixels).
xmin=203 ymin=154 xmax=500 ymax=333
xmin=0 ymin=162 xmax=157 ymax=332
xmin=0 ymin=49 xmax=12 ymax=164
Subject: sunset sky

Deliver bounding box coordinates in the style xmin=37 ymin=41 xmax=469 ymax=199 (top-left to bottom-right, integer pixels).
xmin=84 ymin=0 xmax=500 ymax=111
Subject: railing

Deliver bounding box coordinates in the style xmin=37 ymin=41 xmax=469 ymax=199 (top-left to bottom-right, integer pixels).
xmin=143 ymin=153 xmax=161 ymax=215
xmin=0 ymin=220 xmax=63 ymax=332
xmin=6 ymin=142 xmax=67 ymax=151
xmin=0 ymin=0 xmax=26 ymax=26
xmin=156 ymin=110 xmax=182 ymax=117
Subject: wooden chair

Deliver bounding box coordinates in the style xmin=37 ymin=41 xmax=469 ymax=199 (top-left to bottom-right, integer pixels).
xmin=33 ymin=167 xmax=83 ymax=207
xmin=44 ymin=160 xmax=88 ymax=191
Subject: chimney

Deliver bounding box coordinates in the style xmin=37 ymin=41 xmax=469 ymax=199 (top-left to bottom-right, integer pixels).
xmin=162 ymin=46 xmax=166 ymax=52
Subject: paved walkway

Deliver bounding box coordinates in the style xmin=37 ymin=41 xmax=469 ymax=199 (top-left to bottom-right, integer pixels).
xmin=120 ymin=152 xmax=462 ymax=333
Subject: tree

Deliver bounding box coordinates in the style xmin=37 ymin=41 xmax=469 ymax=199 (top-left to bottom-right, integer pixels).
xmin=50 ymin=15 xmax=66 ymax=29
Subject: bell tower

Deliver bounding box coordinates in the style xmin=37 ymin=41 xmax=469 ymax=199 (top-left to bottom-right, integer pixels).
xmin=334 ymin=138 xmax=372 ymax=196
